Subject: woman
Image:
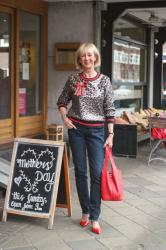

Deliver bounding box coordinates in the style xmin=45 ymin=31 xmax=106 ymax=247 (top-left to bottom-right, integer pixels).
xmin=57 ymin=43 xmax=115 ymax=234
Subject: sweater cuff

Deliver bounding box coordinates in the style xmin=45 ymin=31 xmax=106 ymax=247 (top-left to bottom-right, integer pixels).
xmin=105 ymin=117 xmax=115 ymax=124
xmin=57 ymin=103 xmax=66 ymax=109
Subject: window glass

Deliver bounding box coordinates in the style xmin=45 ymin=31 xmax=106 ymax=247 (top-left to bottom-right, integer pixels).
xmin=0 ymin=12 xmax=11 ymax=119
xmin=112 ymin=16 xmax=147 ymax=114
xmin=114 ymin=85 xmax=143 ymax=115
xmin=113 ymin=40 xmax=146 ymax=84
xmin=19 ymin=11 xmax=42 ymax=117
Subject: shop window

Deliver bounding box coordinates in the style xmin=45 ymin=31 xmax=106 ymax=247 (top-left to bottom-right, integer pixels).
xmin=112 ymin=37 xmax=146 ymax=113
xmin=19 ymin=11 xmax=42 ymax=117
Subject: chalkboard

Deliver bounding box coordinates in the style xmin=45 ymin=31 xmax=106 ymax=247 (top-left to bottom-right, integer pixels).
xmin=2 ymin=138 xmax=70 ymax=229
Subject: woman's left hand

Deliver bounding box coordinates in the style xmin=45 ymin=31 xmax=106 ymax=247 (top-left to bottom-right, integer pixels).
xmin=104 ymin=134 xmax=114 ymax=148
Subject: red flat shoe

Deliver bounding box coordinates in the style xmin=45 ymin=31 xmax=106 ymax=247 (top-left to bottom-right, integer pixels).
xmin=80 ymin=219 xmax=89 ymax=227
xmin=92 ymin=226 xmax=101 ymax=234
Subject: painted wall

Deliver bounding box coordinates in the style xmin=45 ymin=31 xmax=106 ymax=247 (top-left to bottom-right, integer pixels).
xmin=47 ymin=1 xmax=94 ymax=139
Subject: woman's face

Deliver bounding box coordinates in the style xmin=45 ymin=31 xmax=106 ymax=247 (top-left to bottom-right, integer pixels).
xmin=79 ymin=48 xmax=97 ymax=71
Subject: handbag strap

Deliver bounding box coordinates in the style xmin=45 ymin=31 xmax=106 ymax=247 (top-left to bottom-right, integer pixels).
xmin=103 ymin=145 xmax=117 ymax=172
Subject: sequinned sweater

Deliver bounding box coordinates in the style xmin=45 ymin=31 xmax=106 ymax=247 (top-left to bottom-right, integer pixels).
xmin=57 ymin=72 xmax=115 ymax=127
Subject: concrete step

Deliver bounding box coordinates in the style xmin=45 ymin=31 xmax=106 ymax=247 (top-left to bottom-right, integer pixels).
xmin=0 ymin=157 xmax=10 ymax=189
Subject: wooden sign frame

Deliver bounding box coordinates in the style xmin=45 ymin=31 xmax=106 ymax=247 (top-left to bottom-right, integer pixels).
xmin=54 ymin=42 xmax=80 ymax=70
xmin=56 ymin=144 xmax=72 ymax=217
xmin=2 ymin=138 xmax=71 ymax=229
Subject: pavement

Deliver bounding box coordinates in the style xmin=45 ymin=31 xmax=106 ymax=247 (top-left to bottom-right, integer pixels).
xmin=0 ymin=143 xmax=166 ymax=250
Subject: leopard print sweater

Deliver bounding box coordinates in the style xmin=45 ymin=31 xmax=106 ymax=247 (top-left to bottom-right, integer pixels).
xmin=57 ymin=72 xmax=115 ymax=127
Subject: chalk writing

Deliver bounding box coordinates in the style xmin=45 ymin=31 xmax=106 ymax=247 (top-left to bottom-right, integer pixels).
xmin=8 ymin=143 xmax=58 ymax=213
xmin=27 ymin=194 xmax=47 ymax=206
xmin=12 ymin=192 xmax=25 ymax=201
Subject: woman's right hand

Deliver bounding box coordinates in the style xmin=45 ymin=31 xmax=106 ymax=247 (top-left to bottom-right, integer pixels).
xmin=59 ymin=107 xmax=77 ymax=129
xmin=63 ymin=117 xmax=77 ymax=129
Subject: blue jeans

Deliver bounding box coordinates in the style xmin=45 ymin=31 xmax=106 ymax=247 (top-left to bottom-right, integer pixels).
xmin=68 ymin=124 xmax=104 ymax=221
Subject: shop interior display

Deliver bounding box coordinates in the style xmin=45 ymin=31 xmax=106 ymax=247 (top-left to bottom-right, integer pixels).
xmin=114 ymin=107 xmax=166 ymax=135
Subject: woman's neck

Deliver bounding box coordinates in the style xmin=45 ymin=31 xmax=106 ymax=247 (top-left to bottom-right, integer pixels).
xmin=82 ymin=69 xmax=97 ymax=78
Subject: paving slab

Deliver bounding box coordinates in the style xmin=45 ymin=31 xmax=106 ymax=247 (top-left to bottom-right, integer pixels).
xmin=67 ymin=239 xmax=108 ymax=250
xmin=124 ymin=176 xmax=156 ymax=186
xmin=98 ymin=235 xmax=133 ymax=248
xmin=1 ymin=248 xmax=37 ymax=250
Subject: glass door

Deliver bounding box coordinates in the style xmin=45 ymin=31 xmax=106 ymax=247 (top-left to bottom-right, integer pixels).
xmin=0 ymin=6 xmax=14 ymax=143
xmin=19 ymin=11 xmax=42 ymax=117
xmin=16 ymin=10 xmax=45 ymax=137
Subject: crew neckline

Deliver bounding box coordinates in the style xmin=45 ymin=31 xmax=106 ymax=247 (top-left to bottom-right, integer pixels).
xmin=80 ymin=72 xmax=100 ymax=81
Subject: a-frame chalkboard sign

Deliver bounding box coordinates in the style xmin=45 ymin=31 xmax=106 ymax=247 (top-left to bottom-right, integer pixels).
xmin=2 ymin=138 xmax=71 ymax=229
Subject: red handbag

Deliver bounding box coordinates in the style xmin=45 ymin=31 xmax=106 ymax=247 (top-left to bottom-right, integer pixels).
xmin=101 ymin=146 xmax=124 ymax=201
